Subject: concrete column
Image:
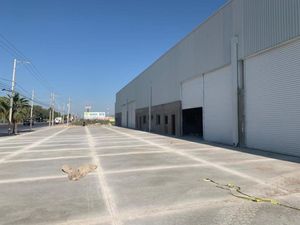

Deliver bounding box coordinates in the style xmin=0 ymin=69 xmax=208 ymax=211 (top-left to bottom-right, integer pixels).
xmin=148 ymin=83 xmax=152 ymax=132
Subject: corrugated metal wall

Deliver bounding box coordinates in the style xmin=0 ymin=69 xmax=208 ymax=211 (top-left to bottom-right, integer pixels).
xmin=181 ymin=76 xmax=204 ymax=109
xmin=243 ymin=0 xmax=300 ymax=57
xmin=116 ymin=0 xmax=300 ymax=113
xmin=203 ymin=65 xmax=233 ymax=145
xmin=244 ymin=38 xmax=300 ymax=156
xmin=116 ymin=1 xmax=235 ymax=112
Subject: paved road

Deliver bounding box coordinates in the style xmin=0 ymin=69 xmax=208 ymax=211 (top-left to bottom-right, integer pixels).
xmin=0 ymin=125 xmax=299 ymax=225
xmin=0 ymin=122 xmax=48 ymax=136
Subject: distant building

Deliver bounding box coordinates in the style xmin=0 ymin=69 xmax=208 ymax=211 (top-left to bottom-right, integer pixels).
xmin=85 ymin=105 xmax=91 ymax=112
xmin=84 ymin=112 xmax=106 ymax=120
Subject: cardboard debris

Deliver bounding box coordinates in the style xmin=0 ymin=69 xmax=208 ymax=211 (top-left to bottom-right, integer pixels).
xmin=61 ymin=164 xmax=97 ymax=181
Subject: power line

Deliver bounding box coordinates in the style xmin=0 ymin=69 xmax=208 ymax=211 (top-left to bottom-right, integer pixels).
xmin=0 ymin=33 xmax=70 ymax=112
xmin=0 ymin=83 xmax=50 ymax=108
xmin=0 ymin=33 xmax=54 ymax=92
xmin=0 ymin=77 xmax=36 ymax=97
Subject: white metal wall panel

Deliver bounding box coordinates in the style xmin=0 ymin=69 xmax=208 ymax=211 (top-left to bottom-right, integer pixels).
xmin=243 ymin=0 xmax=300 ymax=57
xmin=121 ymin=105 xmax=127 ymax=127
xmin=116 ymin=1 xmax=234 ymax=111
xmin=128 ymin=101 xmax=136 ymax=128
xmin=181 ymin=76 xmax=204 ymax=109
xmin=204 ymin=66 xmax=233 ymax=145
xmin=116 ymin=0 xmax=300 ymax=115
xmin=245 ymin=39 xmax=300 ymax=156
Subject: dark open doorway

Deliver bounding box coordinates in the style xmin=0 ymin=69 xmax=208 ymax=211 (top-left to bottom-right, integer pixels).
xmin=171 ymin=114 xmax=176 ymax=135
xmin=182 ymin=107 xmax=203 ymax=137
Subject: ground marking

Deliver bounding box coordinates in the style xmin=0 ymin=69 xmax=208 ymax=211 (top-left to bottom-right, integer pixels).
xmin=0 ymin=126 xmax=53 ymax=143
xmin=0 ymin=152 xmax=12 ymax=154
xmin=98 ymin=150 xmax=167 ymax=157
xmin=25 ymin=147 xmax=88 ymax=153
xmin=3 ymin=150 xmax=167 ymax=163
xmin=36 ymin=143 xmax=88 ymax=148
xmin=48 ymin=197 xmax=232 ymax=225
xmin=0 ymin=175 xmax=66 ymax=184
xmin=0 ymin=164 xmax=203 ymax=184
xmin=4 ymin=155 xmax=90 ymax=163
xmin=105 ymin=163 xmax=205 ymax=174
xmin=94 ymin=144 xmax=151 ymax=149
xmin=0 ymin=143 xmax=41 ymax=149
xmin=104 ymin=126 xmax=289 ymax=194
xmin=0 ymin=127 xmax=69 ymax=164
xmin=85 ymin=126 xmax=122 ymax=225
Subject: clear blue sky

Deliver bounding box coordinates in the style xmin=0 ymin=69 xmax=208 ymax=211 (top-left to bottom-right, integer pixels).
xmin=0 ymin=0 xmax=226 ymax=116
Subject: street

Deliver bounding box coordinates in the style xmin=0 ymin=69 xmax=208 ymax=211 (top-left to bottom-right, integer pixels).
xmin=0 ymin=125 xmax=299 ymax=225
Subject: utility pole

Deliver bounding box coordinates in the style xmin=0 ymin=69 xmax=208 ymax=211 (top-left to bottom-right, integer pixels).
xmin=49 ymin=93 xmax=52 ymax=127
xmin=8 ymin=59 xmax=17 ymax=134
xmin=51 ymin=93 xmax=55 ymax=126
xmin=67 ymin=97 xmax=71 ymax=126
xmin=30 ymin=89 xmax=34 ymax=130
xmin=62 ymin=103 xmax=65 ymax=124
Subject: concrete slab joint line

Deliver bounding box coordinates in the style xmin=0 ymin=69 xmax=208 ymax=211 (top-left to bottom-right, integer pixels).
xmin=0 ymin=127 xmax=69 ymax=164
xmin=104 ymin=127 xmax=289 ymax=195
xmin=85 ymin=127 xmax=122 ymax=225
xmin=0 ymin=126 xmax=53 ymax=143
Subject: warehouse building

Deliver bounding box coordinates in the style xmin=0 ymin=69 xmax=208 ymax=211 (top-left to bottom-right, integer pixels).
xmin=115 ymin=0 xmax=300 ymax=157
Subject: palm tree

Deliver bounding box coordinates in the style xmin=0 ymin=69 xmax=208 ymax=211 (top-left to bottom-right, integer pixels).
xmin=0 ymin=97 xmax=10 ymax=123
xmin=0 ymin=93 xmax=30 ymax=134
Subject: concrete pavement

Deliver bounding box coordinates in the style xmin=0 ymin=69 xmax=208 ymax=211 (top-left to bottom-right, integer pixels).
xmin=0 ymin=122 xmax=48 ymax=136
xmin=0 ymin=125 xmax=299 ymax=225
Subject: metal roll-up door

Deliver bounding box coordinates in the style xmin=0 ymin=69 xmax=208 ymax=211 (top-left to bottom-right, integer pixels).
xmin=181 ymin=76 xmax=203 ymax=109
xmin=203 ymin=66 xmax=233 ymax=145
xmin=128 ymin=101 xmax=136 ymax=128
xmin=244 ymin=39 xmax=300 ymax=156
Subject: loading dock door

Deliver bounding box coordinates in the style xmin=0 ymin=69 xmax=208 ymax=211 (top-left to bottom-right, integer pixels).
xmin=181 ymin=76 xmax=204 ymax=136
xmin=127 ymin=101 xmax=136 ymax=129
xmin=121 ymin=105 xmax=127 ymax=127
xmin=203 ymin=66 xmax=233 ymax=145
xmin=181 ymin=76 xmax=203 ymax=110
xmin=182 ymin=108 xmax=203 ymax=136
xmin=244 ymin=39 xmax=300 ymax=156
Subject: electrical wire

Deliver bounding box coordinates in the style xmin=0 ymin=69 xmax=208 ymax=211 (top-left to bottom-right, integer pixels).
xmin=0 ymin=81 xmax=50 ymax=108
xmin=0 ymin=34 xmax=68 ymax=113
xmin=0 ymin=33 xmax=54 ymax=92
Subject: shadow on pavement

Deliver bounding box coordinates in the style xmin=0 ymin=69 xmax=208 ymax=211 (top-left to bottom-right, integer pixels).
xmin=113 ymin=125 xmax=300 ymax=164
xmin=177 ymin=135 xmax=300 ymax=164
xmin=114 ymin=126 xmax=300 ymax=164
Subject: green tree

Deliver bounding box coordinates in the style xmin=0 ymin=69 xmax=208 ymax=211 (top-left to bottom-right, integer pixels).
xmin=0 ymin=96 xmax=10 ymax=123
xmin=33 ymin=105 xmax=50 ymax=121
xmin=0 ymin=93 xmax=30 ymax=134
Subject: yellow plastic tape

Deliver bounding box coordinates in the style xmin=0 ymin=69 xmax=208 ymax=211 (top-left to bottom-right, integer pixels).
xmin=203 ymin=178 xmax=300 ymax=211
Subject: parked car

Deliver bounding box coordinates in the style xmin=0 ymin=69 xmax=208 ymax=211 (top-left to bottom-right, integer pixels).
xmin=23 ymin=119 xmax=34 ymax=126
xmin=54 ymin=117 xmax=62 ymax=124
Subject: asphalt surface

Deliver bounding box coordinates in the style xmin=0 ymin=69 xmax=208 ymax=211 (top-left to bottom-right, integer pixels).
xmin=0 ymin=125 xmax=299 ymax=225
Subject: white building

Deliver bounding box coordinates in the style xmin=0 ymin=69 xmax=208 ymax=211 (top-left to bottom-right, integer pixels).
xmin=84 ymin=112 xmax=106 ymax=120
xmin=115 ymin=0 xmax=300 ymax=157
